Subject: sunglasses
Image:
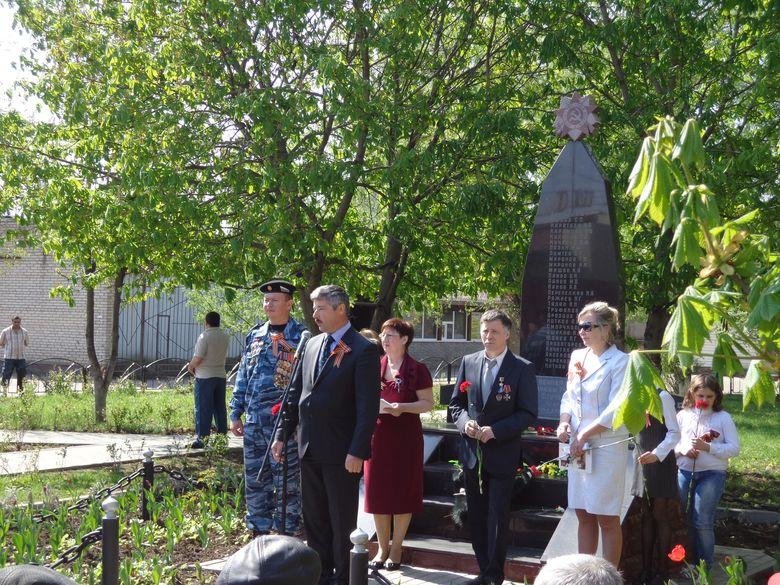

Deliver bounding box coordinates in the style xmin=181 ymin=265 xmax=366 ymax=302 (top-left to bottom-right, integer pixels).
xmin=576 ymin=322 xmax=603 ymax=332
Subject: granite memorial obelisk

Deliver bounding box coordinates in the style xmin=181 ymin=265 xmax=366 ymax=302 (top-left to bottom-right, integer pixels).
xmin=519 ymin=93 xmax=623 ymax=424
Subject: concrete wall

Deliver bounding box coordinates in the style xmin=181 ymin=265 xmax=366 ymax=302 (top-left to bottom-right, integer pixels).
xmin=0 ymin=217 xmax=113 ymax=366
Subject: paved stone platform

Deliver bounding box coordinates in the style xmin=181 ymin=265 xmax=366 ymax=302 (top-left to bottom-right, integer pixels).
xmin=0 ymin=429 xmax=243 ymax=476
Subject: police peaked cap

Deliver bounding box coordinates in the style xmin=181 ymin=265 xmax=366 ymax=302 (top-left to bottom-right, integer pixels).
xmin=260 ymin=280 xmax=296 ymax=295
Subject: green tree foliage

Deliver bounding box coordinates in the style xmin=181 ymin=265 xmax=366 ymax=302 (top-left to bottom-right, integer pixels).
xmin=3 ymin=0 xmax=554 ymax=330
xmin=614 ymin=117 xmax=778 ymax=433
xmin=522 ymin=0 xmax=779 ymax=356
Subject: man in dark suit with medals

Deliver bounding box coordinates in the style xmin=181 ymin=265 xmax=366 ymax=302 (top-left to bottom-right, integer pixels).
xmin=449 ymin=309 xmax=538 ymax=585
xmin=272 ymin=285 xmax=380 ymax=585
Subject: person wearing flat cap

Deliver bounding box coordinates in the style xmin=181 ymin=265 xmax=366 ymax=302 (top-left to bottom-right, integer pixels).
xmin=0 ymin=564 xmax=78 ymax=585
xmin=230 ymin=279 xmax=308 ymax=537
xmin=217 ymin=534 xmax=321 ymax=585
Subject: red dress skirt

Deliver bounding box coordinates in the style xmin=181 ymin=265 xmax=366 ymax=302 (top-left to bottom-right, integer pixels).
xmin=364 ymin=355 xmax=432 ymax=514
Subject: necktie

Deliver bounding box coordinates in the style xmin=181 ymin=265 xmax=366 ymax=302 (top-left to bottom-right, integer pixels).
xmin=482 ymin=357 xmax=496 ymax=404
xmin=315 ymin=335 xmax=334 ymax=378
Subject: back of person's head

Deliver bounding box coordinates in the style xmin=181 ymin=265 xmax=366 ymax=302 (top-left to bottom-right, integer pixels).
xmin=205 ymin=311 xmax=221 ymax=327
xmin=216 ymin=535 xmax=321 ymax=585
xmin=534 ymin=554 xmax=622 ymax=585
xmin=0 ymin=564 xmax=78 ymax=585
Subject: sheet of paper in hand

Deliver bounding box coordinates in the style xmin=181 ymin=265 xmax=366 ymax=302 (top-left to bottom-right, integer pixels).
xmin=559 ymin=442 xmax=593 ymax=473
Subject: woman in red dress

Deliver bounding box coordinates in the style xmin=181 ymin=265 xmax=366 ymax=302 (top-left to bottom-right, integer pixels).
xmin=364 ymin=318 xmax=433 ymax=571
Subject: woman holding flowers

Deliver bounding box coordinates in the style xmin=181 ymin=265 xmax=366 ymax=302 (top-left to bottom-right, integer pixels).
xmin=363 ymin=318 xmax=433 ymax=571
xmin=675 ymin=374 xmax=740 ymax=569
xmin=557 ymin=301 xmax=629 ymax=568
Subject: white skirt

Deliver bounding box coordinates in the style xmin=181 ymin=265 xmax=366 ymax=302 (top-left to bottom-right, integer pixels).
xmin=567 ymin=434 xmax=628 ymax=516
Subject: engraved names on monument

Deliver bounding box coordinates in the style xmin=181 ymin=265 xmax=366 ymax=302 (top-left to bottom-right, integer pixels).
xmin=519 ymin=140 xmax=622 ymax=422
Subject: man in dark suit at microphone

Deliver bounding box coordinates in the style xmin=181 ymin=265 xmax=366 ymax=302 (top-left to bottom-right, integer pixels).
xmin=273 ymin=285 xmax=380 ymax=585
xmin=230 ymin=279 xmax=308 ymax=537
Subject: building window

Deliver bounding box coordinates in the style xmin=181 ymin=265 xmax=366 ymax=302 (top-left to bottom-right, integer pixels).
xmin=470 ymin=311 xmax=483 ymax=339
xmin=411 ymin=306 xmax=475 ymax=341
xmin=413 ymin=313 xmax=439 ymax=340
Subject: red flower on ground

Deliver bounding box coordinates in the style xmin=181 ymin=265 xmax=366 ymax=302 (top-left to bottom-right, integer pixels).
xmin=459 ymin=381 xmax=472 ymax=393
xmin=668 ymin=544 xmax=686 ymax=562
xmin=270 ymin=402 xmax=282 ymax=416
xmin=695 ymin=399 xmax=708 ymax=409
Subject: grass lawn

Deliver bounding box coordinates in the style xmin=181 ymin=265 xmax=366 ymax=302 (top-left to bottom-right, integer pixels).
xmin=721 ymin=394 xmax=779 ymax=510
xmin=0 ymin=383 xmax=212 ymax=435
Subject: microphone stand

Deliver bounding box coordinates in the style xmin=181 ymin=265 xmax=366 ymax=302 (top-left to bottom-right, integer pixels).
xmin=257 ymin=333 xmax=310 ymax=536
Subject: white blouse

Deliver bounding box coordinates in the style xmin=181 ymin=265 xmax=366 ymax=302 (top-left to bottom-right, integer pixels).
xmin=675 ymin=408 xmax=740 ymax=472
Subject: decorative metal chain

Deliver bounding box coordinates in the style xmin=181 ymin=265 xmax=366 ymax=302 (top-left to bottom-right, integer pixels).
xmin=33 ymin=468 xmax=145 ymax=524
xmin=46 ymin=527 xmax=103 ymax=569
xmin=153 ymin=465 xmax=206 ymax=489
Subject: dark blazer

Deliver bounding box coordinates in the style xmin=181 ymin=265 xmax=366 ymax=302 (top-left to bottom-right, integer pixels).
xmin=449 ymin=350 xmax=538 ymax=477
xmin=281 ymin=326 xmax=380 ymax=465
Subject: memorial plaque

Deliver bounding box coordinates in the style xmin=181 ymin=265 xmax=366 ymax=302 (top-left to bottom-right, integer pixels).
xmin=520 ymin=137 xmax=622 ymax=424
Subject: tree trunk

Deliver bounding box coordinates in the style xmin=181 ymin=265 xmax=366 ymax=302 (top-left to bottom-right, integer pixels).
xmin=643 ymin=303 xmax=671 ymax=368
xmin=370 ymin=234 xmax=408 ymax=331
xmin=86 ymin=268 xmax=127 ymax=422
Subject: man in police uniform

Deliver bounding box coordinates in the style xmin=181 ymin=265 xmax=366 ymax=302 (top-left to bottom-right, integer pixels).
xmin=230 ymin=279 xmax=307 ymax=536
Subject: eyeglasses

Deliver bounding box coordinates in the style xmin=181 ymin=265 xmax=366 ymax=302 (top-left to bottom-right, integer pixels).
xmin=576 ymin=322 xmax=602 ymax=332
xmin=379 ymin=332 xmax=399 ymax=340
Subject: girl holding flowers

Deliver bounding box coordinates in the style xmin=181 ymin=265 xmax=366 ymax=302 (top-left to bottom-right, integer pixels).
xmin=675 ymin=374 xmax=740 ymax=569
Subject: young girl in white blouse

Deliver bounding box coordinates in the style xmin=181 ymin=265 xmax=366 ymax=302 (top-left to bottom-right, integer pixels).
xmin=675 ymin=374 xmax=740 ymax=569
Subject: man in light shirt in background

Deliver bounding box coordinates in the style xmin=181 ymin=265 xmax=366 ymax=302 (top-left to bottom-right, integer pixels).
xmin=0 ymin=316 xmax=29 ymax=392
xmin=188 ymin=311 xmax=230 ymax=448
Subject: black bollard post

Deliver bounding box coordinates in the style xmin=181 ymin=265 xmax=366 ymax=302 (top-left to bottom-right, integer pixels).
xmin=140 ymin=448 xmax=154 ymax=521
xmin=349 ymin=528 xmax=369 ymax=585
xmin=101 ymin=496 xmax=120 ymax=585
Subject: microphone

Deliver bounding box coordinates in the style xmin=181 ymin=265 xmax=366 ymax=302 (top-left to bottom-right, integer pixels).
xmin=294 ymin=330 xmax=312 ymax=361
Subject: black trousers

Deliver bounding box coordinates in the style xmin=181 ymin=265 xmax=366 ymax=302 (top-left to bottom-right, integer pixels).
xmin=464 ymin=466 xmax=514 ymax=585
xmin=301 ymin=456 xmax=361 ymax=585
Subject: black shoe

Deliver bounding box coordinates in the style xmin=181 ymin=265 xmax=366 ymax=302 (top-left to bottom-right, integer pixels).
xmin=368 ymin=560 xmax=385 ymax=570
xmin=384 ymin=561 xmax=401 ymax=571
xmin=463 ymin=578 xmax=484 ymax=585
xmin=190 ymin=439 xmax=204 ymax=449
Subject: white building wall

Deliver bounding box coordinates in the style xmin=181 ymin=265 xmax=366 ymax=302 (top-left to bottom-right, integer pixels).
xmin=0 ymin=217 xmax=113 ymax=366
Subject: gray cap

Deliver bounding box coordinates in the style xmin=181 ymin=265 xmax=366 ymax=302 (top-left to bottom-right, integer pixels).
xmin=0 ymin=565 xmax=78 ymax=585
xmin=217 ymin=535 xmax=321 ymax=585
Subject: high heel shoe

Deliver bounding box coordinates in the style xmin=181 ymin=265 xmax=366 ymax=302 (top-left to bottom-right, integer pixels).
xmin=384 ymin=561 xmax=401 ymax=571
xmin=368 ymin=557 xmax=387 ymax=570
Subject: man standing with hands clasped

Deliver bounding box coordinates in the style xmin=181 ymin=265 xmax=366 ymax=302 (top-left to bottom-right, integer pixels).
xmin=272 ymin=285 xmax=380 ymax=585
xmin=1 ymin=316 xmax=30 ymax=392
xmin=449 ymin=309 xmax=538 ymax=585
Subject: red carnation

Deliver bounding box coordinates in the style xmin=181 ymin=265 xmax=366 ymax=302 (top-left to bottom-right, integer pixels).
xmin=668 ymin=544 xmax=686 ymax=562
xmin=695 ymin=399 xmax=708 ymax=409
xmin=270 ymin=402 xmax=282 ymax=416
xmin=530 ymin=465 xmax=542 ymax=478
xmin=459 ymin=381 xmax=472 ymax=393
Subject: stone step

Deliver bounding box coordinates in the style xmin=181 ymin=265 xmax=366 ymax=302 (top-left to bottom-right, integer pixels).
xmin=411 ymin=494 xmax=562 ymax=548
xmin=370 ymin=534 xmax=544 ymax=583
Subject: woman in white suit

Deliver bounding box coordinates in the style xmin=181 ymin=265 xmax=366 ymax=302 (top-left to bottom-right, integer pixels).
xmin=557 ymin=301 xmax=629 ymax=568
